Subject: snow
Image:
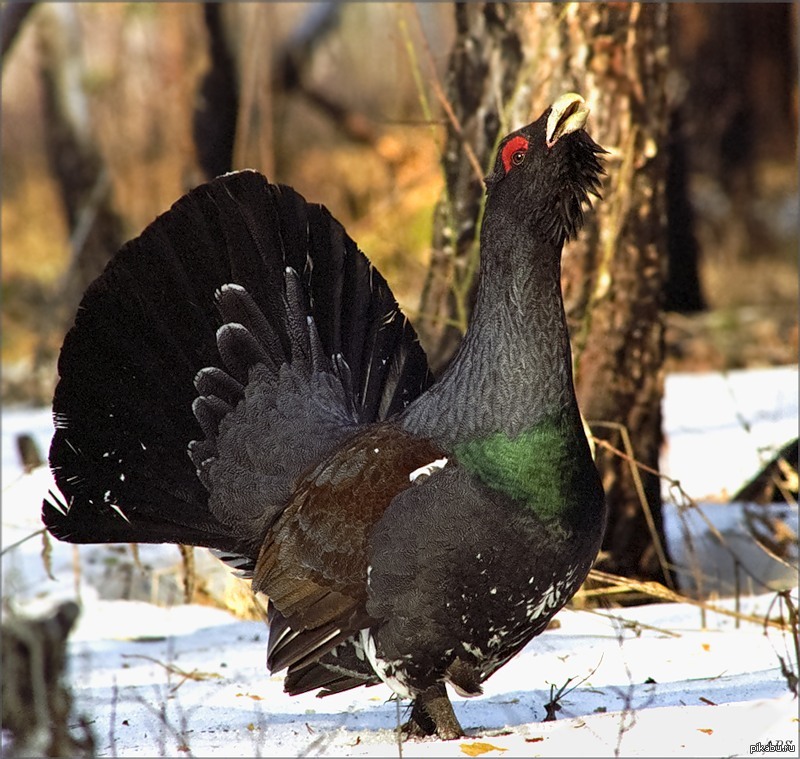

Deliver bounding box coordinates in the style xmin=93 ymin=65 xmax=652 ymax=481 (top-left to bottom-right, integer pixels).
xmin=660 ymin=365 xmax=798 ymax=500
xmin=2 ymin=366 xmax=798 ymax=757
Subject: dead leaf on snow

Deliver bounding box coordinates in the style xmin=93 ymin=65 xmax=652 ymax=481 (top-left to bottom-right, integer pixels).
xmin=236 ymin=692 xmax=263 ymax=701
xmin=460 ymin=742 xmax=508 ymax=756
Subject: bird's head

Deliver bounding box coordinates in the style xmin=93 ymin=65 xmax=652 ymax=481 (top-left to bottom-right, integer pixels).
xmin=484 ymin=93 xmax=606 ymax=247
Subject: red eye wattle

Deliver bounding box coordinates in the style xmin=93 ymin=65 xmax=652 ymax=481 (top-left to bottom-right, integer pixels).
xmin=501 ymin=136 xmax=529 ymax=173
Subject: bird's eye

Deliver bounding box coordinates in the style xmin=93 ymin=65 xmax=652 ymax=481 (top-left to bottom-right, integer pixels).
xmin=500 ymin=135 xmax=530 ymax=174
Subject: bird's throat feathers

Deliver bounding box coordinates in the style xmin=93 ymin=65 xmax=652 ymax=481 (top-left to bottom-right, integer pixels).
xmin=453 ymin=414 xmax=594 ymax=524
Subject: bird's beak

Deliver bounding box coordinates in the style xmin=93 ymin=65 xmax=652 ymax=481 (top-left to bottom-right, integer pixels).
xmin=546 ymin=93 xmax=590 ymax=148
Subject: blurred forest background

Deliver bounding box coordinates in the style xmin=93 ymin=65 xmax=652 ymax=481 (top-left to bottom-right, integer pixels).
xmin=1 ymin=2 xmax=797 ymax=589
xmin=3 ymin=2 xmax=797 ymax=393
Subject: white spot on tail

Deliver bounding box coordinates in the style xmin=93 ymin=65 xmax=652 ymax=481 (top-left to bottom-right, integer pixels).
xmin=109 ymin=503 xmax=130 ymax=523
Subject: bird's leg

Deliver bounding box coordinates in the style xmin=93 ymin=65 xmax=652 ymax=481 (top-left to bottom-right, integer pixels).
xmin=403 ymin=683 xmax=465 ymax=740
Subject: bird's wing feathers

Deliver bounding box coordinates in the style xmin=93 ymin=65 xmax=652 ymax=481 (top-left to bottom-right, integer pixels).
xmin=255 ymin=423 xmax=445 ymax=673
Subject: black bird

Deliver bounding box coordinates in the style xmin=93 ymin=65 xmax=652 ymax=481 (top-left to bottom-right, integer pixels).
xmin=43 ymin=93 xmax=607 ymax=739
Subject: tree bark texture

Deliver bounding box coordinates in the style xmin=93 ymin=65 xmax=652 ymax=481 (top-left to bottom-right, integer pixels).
xmin=423 ymin=3 xmax=673 ymax=587
xmin=415 ymin=3 xmax=523 ymax=373
xmin=520 ymin=3 xmax=672 ymax=588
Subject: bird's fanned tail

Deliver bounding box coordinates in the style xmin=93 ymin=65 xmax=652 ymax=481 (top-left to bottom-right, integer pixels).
xmin=44 ymin=171 xmax=432 ymax=557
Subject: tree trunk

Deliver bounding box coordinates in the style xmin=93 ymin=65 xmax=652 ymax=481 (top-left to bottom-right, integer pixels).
xmin=664 ymin=107 xmax=705 ymax=313
xmin=193 ymin=3 xmax=239 ymax=180
xmin=422 ymin=2 xmax=674 ymax=588
xmin=670 ymin=4 xmax=797 ymax=264
xmin=415 ymin=3 xmax=523 ymax=373
xmin=519 ymin=3 xmax=673 ymax=588
xmin=35 ymin=5 xmax=124 ymax=330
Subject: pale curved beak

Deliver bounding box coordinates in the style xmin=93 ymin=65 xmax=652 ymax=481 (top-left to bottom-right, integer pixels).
xmin=546 ymin=92 xmax=590 ymax=148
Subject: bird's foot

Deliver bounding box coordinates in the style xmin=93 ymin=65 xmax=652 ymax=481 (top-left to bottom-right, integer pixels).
xmin=402 ymin=683 xmax=465 ymax=740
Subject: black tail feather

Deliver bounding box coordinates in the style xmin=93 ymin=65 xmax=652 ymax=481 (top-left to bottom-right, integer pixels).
xmin=193 ymin=366 xmax=243 ymax=407
xmin=44 ymin=171 xmax=432 ymax=554
xmin=216 ymin=323 xmax=271 ymax=382
xmin=216 ymin=283 xmax=283 ymax=365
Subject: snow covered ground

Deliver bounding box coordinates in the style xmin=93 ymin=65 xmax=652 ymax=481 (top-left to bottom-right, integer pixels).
xmin=660 ymin=365 xmax=798 ymax=501
xmin=2 ymin=365 xmax=798 ymax=757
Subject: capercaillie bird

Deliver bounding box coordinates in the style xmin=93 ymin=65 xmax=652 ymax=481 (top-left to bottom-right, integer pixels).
xmin=44 ymin=92 xmax=607 ymax=739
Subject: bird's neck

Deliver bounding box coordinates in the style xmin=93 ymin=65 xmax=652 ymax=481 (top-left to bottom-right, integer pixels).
xmin=402 ymin=219 xmax=597 ymax=523
xmin=405 ymin=221 xmax=581 ymax=444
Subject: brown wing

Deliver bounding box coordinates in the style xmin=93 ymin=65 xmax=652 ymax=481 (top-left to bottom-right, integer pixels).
xmin=253 ymin=422 xmax=445 ymax=672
